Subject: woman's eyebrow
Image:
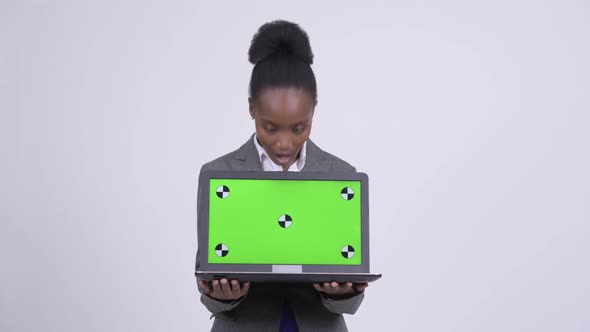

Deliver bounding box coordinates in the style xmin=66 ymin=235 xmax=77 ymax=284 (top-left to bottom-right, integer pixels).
xmin=262 ymin=121 xmax=278 ymax=127
xmin=259 ymin=118 xmax=307 ymax=127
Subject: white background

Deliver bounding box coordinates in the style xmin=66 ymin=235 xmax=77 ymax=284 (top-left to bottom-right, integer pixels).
xmin=2 ymin=1 xmax=589 ymax=331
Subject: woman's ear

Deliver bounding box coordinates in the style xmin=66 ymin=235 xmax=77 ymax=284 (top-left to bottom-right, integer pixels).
xmin=248 ymin=98 xmax=255 ymax=119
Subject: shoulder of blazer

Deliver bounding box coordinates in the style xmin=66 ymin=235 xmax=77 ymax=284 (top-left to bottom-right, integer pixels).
xmin=200 ymin=134 xmax=262 ymax=172
xmin=303 ymin=139 xmax=357 ymax=173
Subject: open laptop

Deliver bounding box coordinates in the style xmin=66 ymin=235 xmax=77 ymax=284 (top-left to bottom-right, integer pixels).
xmin=195 ymin=170 xmax=382 ymax=283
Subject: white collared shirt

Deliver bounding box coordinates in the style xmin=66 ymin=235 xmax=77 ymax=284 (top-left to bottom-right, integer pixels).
xmin=253 ymin=135 xmax=307 ymax=172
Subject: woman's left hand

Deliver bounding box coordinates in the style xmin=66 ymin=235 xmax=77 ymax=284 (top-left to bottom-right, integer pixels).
xmin=313 ymin=281 xmax=368 ymax=299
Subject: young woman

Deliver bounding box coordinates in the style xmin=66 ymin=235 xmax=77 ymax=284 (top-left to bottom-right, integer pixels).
xmin=195 ymin=20 xmax=368 ymax=332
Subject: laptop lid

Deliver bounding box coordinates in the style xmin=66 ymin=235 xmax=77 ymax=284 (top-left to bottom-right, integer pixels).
xmin=197 ymin=170 xmax=371 ymax=275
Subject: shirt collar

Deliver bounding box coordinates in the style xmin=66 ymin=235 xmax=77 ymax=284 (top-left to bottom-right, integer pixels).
xmin=253 ymin=134 xmax=307 ymax=172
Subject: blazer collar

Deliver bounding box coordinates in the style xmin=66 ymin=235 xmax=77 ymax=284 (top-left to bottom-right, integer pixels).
xmin=232 ymin=134 xmax=328 ymax=172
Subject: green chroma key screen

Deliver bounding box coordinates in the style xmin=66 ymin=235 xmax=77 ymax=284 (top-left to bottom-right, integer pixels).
xmin=208 ymin=178 xmax=362 ymax=265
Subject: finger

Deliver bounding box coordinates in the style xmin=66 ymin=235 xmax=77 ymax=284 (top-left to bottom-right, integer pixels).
xmin=198 ymin=280 xmax=211 ymax=294
xmin=313 ymin=283 xmax=323 ymax=291
xmin=211 ymin=279 xmax=222 ymax=295
xmin=241 ymin=282 xmax=250 ymax=295
xmin=354 ymin=283 xmax=369 ymax=292
xmin=220 ymin=278 xmax=233 ymax=298
xmin=331 ymin=281 xmax=339 ymax=288
xmin=230 ymin=279 xmax=241 ymax=295
xmin=221 ymin=279 xmax=237 ymax=299
xmin=338 ymin=282 xmax=353 ymax=292
xmin=323 ymin=282 xmax=331 ymax=289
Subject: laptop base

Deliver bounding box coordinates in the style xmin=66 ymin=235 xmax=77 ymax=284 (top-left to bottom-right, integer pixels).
xmin=195 ymin=271 xmax=382 ymax=283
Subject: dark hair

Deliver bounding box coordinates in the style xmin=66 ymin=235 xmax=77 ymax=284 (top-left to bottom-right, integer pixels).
xmin=248 ymin=20 xmax=317 ymax=103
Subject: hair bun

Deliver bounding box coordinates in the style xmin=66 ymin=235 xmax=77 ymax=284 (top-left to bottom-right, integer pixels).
xmin=248 ymin=20 xmax=314 ymax=65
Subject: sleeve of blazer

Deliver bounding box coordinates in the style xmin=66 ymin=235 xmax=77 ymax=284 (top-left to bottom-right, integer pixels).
xmin=195 ymin=165 xmax=247 ymax=314
xmin=319 ymin=291 xmax=365 ymax=315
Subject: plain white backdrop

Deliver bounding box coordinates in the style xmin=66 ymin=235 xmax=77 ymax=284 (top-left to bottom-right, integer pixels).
xmin=2 ymin=1 xmax=589 ymax=331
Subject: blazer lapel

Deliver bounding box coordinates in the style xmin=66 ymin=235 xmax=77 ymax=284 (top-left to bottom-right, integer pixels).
xmin=302 ymin=139 xmax=328 ymax=172
xmin=231 ymin=134 xmax=263 ymax=171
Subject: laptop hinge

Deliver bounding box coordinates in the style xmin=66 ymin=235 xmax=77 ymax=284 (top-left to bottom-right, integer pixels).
xmin=272 ymin=265 xmax=302 ymax=273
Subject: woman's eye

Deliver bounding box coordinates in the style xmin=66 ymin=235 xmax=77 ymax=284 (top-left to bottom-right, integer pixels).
xmin=293 ymin=126 xmax=305 ymax=134
xmin=265 ymin=126 xmax=276 ymax=133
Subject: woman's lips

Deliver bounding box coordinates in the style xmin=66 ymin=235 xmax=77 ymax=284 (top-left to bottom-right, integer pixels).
xmin=274 ymin=153 xmax=292 ymax=165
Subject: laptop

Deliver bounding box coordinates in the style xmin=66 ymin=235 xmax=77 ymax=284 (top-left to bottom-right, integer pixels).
xmin=195 ymin=170 xmax=382 ymax=283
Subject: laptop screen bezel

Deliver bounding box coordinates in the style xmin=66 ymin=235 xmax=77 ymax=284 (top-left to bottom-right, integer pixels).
xmin=197 ymin=170 xmax=370 ymax=274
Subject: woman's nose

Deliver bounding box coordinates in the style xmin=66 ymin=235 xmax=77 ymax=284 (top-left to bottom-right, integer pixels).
xmin=276 ymin=135 xmax=289 ymax=149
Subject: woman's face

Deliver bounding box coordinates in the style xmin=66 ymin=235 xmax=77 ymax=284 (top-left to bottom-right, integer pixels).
xmin=249 ymin=87 xmax=315 ymax=171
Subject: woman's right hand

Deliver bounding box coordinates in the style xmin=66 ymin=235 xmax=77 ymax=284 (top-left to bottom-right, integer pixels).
xmin=198 ymin=278 xmax=250 ymax=301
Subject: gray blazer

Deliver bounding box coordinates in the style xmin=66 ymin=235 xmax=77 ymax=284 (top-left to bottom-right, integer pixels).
xmin=196 ymin=134 xmax=364 ymax=332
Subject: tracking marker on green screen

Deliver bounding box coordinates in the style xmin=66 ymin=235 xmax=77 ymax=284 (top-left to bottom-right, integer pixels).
xmin=215 ymin=243 xmax=229 ymax=257
xmin=278 ymin=214 xmax=293 ymax=228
